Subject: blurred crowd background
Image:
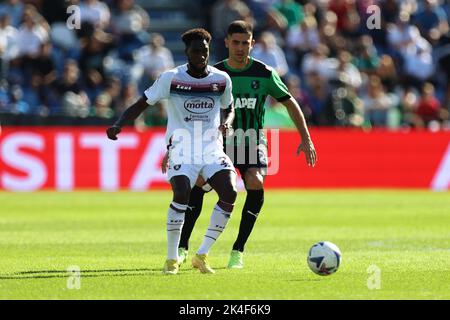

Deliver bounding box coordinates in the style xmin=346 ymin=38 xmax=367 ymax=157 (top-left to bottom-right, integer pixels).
xmin=0 ymin=0 xmax=449 ymax=130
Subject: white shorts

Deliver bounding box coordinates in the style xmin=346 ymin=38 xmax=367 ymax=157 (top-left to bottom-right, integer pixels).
xmin=167 ymin=151 xmax=236 ymax=188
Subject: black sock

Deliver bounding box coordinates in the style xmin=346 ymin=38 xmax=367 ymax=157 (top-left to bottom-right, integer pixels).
xmin=179 ymin=185 xmax=205 ymax=250
xmin=233 ymin=189 xmax=264 ymax=252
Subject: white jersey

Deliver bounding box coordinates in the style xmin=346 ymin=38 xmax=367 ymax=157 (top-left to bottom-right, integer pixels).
xmin=144 ymin=64 xmax=233 ymax=158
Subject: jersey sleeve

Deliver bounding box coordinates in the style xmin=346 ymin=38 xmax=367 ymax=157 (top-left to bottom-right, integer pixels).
xmin=143 ymin=71 xmax=172 ymax=105
xmin=220 ymin=73 xmax=233 ymax=109
xmin=268 ymin=69 xmax=291 ymax=102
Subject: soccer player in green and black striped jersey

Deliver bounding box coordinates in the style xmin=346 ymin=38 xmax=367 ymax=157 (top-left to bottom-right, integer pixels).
xmin=176 ymin=20 xmax=317 ymax=269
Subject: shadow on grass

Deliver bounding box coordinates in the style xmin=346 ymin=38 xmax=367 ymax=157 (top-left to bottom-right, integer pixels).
xmin=0 ymin=266 xmax=229 ymax=280
xmin=0 ymin=268 xmax=164 ymax=280
xmin=286 ymin=279 xmax=323 ymax=282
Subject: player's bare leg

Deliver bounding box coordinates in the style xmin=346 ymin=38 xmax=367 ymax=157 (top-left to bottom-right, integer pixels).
xmin=192 ymin=170 xmax=237 ymax=273
xmin=163 ymin=176 xmax=191 ymax=275
xmin=229 ymin=167 xmax=266 ymax=269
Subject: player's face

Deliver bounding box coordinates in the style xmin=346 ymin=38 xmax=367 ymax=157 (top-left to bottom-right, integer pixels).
xmin=186 ymin=39 xmax=209 ymax=73
xmin=225 ymin=32 xmax=254 ymax=64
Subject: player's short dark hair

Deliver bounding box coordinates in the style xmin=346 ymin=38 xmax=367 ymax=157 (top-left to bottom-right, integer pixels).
xmin=227 ymin=20 xmax=253 ymax=36
xmin=181 ymin=28 xmax=212 ymax=47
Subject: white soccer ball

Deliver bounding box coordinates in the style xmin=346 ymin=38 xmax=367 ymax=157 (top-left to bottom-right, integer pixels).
xmin=307 ymin=241 xmax=342 ymax=276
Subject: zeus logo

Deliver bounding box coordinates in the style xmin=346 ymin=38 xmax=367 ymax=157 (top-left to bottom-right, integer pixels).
xmin=176 ymin=85 xmax=192 ymax=90
xmin=235 ymin=97 xmax=257 ymax=109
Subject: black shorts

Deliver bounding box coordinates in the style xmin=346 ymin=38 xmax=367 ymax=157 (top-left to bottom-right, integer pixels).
xmin=224 ymin=144 xmax=268 ymax=176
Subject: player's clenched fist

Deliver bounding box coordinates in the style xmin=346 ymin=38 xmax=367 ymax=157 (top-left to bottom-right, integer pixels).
xmin=106 ymin=125 xmax=121 ymax=140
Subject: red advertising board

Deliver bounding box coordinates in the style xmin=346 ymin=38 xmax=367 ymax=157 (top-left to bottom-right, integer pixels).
xmin=0 ymin=127 xmax=449 ymax=191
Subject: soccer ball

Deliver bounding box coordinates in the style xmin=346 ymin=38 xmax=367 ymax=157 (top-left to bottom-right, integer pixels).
xmin=307 ymin=241 xmax=342 ymax=276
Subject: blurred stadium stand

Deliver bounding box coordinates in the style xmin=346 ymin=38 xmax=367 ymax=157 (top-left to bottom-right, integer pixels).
xmin=137 ymin=0 xmax=199 ymax=65
xmin=0 ymin=0 xmax=449 ymax=130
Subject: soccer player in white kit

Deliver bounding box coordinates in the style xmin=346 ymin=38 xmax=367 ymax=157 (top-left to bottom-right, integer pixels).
xmin=106 ymin=28 xmax=237 ymax=275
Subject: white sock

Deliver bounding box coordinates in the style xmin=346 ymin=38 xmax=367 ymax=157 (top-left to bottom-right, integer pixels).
xmin=167 ymin=202 xmax=187 ymax=260
xmin=197 ymin=205 xmax=231 ymax=255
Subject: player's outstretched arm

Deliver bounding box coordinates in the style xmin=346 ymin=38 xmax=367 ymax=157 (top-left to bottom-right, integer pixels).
xmin=106 ymin=97 xmax=149 ymax=140
xmin=281 ymin=97 xmax=317 ymax=167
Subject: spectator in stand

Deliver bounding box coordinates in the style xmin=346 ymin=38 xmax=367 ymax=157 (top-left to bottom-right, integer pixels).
xmin=284 ymin=74 xmax=312 ymax=124
xmin=79 ymin=0 xmax=111 ymax=30
xmin=54 ymin=59 xmax=90 ymax=117
xmin=7 ymin=84 xmax=29 ymax=114
xmin=21 ymin=72 xmax=46 ymax=115
xmin=16 ymin=6 xmax=49 ymax=59
xmin=328 ymin=0 xmax=361 ymax=37
xmin=402 ymin=36 xmax=434 ymax=90
xmin=303 ymin=70 xmax=330 ymax=125
xmin=134 ymin=33 xmax=174 ymax=92
xmin=444 ymin=0 xmax=450 ymax=22
xmin=0 ymin=13 xmax=19 ymax=78
xmin=415 ymin=82 xmax=449 ymax=128
xmin=251 ymin=31 xmax=289 ymax=78
xmin=79 ymin=28 xmax=114 ymax=81
xmin=377 ymin=54 xmax=398 ymax=93
xmin=380 ymin=0 xmax=401 ymax=24
xmin=387 ymin=11 xmax=421 ymax=57
xmin=110 ymin=0 xmax=150 ymax=62
xmin=398 ymin=85 xmax=416 ymax=124
xmin=331 ymin=50 xmax=362 ymax=90
xmin=93 ymin=76 xmax=121 ymax=118
xmin=273 ymin=0 xmax=305 ymax=29
xmin=413 ymin=0 xmax=449 ymax=45
xmin=286 ymin=15 xmax=320 ymax=69
xmin=302 ymin=43 xmax=335 ymax=80
xmin=354 ymin=36 xmax=380 ymax=76
xmin=30 ymin=42 xmax=57 ymax=86
xmin=0 ymin=80 xmax=9 ymax=111
xmin=245 ymin=0 xmax=288 ymax=39
xmin=83 ymin=69 xmax=104 ymax=104
xmin=0 ymin=0 xmax=24 ymax=28
xmin=317 ymin=10 xmax=341 ymax=54
xmin=362 ymin=75 xmax=395 ymax=127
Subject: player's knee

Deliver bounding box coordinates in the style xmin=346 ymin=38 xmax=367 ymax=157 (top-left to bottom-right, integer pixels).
xmin=245 ymin=172 xmax=264 ymax=190
xmin=195 ymin=176 xmax=206 ymax=187
xmin=173 ymin=188 xmax=190 ymax=204
xmin=171 ymin=178 xmax=191 ymax=204
xmin=221 ymin=184 xmax=237 ymax=205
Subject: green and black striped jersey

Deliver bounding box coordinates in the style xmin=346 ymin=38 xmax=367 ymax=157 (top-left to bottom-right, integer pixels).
xmin=214 ymin=57 xmax=291 ymax=146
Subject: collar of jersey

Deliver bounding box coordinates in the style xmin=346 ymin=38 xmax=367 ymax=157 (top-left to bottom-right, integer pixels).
xmin=184 ymin=63 xmax=210 ymax=79
xmin=224 ymin=57 xmax=254 ymax=73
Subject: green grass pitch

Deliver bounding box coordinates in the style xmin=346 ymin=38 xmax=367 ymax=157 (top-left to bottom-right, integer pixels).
xmin=0 ymin=190 xmax=449 ymax=300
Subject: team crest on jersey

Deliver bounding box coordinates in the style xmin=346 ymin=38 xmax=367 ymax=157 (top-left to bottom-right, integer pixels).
xmin=251 ymin=80 xmax=260 ymax=90
xmin=211 ymin=83 xmax=220 ymax=92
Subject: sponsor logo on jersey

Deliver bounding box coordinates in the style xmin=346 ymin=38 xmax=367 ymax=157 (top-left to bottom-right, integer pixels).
xmin=184 ymin=97 xmax=215 ymax=114
xmin=234 ymin=97 xmax=257 ymax=109
xmin=251 ymin=80 xmax=260 ymax=90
